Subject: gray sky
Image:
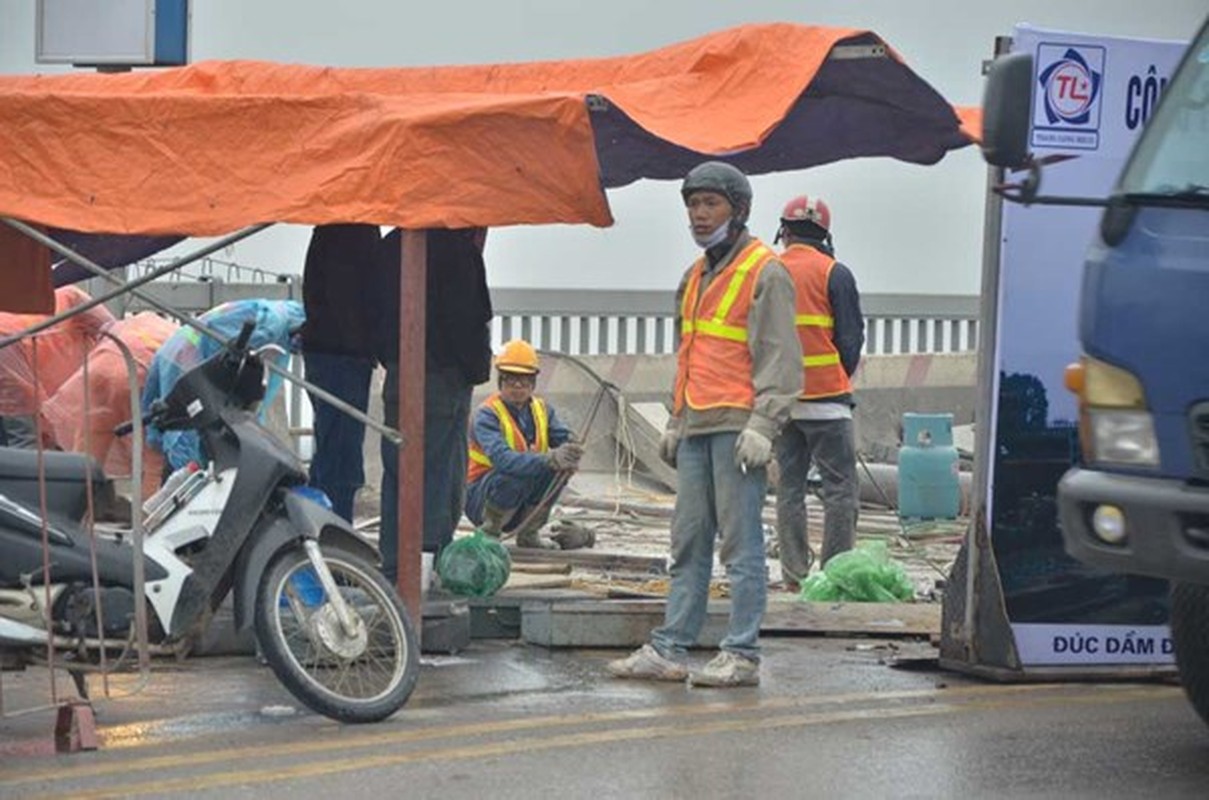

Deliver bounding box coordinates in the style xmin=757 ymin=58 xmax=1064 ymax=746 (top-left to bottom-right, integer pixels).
xmin=2 ymin=1 xmax=1204 ymax=294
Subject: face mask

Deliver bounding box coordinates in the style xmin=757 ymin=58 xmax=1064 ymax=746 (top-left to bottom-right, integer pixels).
xmin=691 ymin=220 xmax=730 ymax=249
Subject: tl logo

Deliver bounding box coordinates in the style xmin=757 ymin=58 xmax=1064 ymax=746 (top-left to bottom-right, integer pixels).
xmin=1038 ymin=47 xmax=1103 ymax=126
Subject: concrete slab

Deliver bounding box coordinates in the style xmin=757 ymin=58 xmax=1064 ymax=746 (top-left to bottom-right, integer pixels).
xmin=521 ymin=599 xmax=728 ymax=648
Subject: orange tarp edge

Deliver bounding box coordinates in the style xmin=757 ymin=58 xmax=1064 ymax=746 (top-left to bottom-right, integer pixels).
xmin=0 ymin=24 xmax=882 ymax=236
xmin=955 ymin=105 xmax=983 ymax=144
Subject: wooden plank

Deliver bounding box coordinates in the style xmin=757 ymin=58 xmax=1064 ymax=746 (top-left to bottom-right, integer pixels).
xmin=504 ymin=573 xmax=575 ymax=591
xmin=511 ymin=562 xmax=573 ymax=575
xmin=505 ymin=546 xmax=667 ymax=574
xmin=761 ymin=601 xmax=941 ymax=637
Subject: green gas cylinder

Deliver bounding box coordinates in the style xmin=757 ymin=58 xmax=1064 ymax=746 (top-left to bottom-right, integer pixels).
xmin=898 ymin=413 xmax=960 ymax=520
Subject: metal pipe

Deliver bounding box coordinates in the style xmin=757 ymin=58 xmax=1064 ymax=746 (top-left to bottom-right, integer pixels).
xmin=0 ymin=218 xmax=401 ymax=445
xmin=0 ymin=219 xmax=268 ymax=351
xmin=98 ymin=330 xmax=151 ymax=677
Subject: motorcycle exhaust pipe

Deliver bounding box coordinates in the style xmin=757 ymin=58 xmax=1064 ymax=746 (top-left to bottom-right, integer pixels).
xmin=0 ymin=616 xmax=50 ymax=646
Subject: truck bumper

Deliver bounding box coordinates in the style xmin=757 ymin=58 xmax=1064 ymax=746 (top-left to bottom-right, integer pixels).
xmin=1058 ymin=467 xmax=1209 ymax=585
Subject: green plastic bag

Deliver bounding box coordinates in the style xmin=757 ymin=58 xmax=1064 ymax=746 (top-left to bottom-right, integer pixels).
xmin=436 ymin=530 xmax=512 ymax=598
xmin=800 ymin=541 xmax=914 ymax=603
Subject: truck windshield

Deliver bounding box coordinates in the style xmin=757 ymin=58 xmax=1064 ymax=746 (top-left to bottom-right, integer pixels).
xmin=1116 ymin=22 xmax=1209 ymax=206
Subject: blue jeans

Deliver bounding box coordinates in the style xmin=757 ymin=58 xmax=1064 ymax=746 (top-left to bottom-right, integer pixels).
xmin=652 ymin=431 xmax=768 ymax=662
xmin=304 ymin=352 xmax=374 ymax=522
xmin=380 ymin=364 xmax=474 ymax=583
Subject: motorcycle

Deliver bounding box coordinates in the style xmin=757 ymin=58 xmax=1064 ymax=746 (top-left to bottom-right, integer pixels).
xmin=0 ymin=321 xmax=419 ymax=723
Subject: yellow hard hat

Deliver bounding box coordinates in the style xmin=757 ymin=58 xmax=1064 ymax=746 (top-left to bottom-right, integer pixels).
xmin=496 ymin=339 xmax=540 ymax=375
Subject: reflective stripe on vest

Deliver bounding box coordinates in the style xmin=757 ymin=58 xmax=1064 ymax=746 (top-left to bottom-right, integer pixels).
xmin=673 ymin=240 xmax=776 ymax=414
xmin=781 ymin=244 xmax=853 ymax=400
xmin=466 ymin=393 xmax=550 ymax=484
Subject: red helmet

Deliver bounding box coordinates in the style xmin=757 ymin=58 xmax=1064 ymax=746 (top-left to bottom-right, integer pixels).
xmin=779 ymin=195 xmax=831 ymax=231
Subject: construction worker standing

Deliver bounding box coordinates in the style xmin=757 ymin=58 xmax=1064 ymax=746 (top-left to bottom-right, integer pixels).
xmin=463 ymin=339 xmax=583 ymax=549
xmin=608 ymin=161 xmax=802 ymax=688
xmin=772 ymin=195 xmax=864 ymax=590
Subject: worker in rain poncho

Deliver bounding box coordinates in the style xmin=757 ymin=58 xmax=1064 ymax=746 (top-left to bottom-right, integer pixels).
xmin=0 ymin=285 xmax=115 ymax=445
xmin=43 ymin=311 xmax=178 ymax=499
xmin=141 ymin=299 xmax=304 ymax=473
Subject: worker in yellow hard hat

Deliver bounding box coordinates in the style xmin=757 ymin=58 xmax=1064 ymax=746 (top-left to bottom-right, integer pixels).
xmin=464 ymin=339 xmax=583 ymax=548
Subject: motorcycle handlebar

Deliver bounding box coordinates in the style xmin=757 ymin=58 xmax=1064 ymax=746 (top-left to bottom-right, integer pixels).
xmin=114 ymin=400 xmax=169 ymax=438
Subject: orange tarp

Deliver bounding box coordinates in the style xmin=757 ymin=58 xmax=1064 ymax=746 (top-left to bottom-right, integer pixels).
xmin=0 ymin=23 xmax=970 ymax=237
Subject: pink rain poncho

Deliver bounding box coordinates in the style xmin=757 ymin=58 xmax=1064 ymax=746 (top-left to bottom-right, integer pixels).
xmin=0 ymin=286 xmax=115 ymax=417
xmin=41 ymin=312 xmax=179 ymax=498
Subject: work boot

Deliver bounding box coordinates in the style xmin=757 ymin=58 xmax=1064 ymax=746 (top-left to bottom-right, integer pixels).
xmin=687 ymin=650 xmax=760 ymax=688
xmin=550 ymin=521 xmax=596 ymax=551
xmin=514 ymin=525 xmax=559 ymax=550
xmin=479 ymin=503 xmax=515 ymax=538
xmin=606 ymin=644 xmax=688 ymax=681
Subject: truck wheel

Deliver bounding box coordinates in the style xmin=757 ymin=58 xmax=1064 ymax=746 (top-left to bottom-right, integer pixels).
xmin=1169 ymin=582 xmax=1209 ymax=727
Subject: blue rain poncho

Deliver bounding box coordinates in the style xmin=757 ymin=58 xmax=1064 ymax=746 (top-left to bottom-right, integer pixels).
xmin=141 ymin=299 xmax=304 ymax=470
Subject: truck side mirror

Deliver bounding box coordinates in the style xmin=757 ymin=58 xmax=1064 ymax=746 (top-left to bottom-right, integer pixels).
xmin=981 ymin=52 xmax=1034 ymax=169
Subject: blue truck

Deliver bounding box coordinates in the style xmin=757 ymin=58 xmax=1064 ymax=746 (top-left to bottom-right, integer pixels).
xmin=981 ymin=20 xmax=1209 ymax=719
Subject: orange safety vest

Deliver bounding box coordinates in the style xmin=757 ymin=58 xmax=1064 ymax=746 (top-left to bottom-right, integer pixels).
xmin=673 ymin=239 xmax=777 ymax=414
xmin=466 ymin=393 xmax=550 ymax=484
xmin=781 ymin=243 xmax=853 ymax=400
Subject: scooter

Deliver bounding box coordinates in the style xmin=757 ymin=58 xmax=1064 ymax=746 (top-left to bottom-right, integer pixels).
xmin=0 ymin=321 xmax=419 ymax=723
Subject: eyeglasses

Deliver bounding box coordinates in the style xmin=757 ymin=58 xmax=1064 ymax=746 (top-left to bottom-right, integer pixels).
xmin=500 ymin=374 xmax=537 ymax=388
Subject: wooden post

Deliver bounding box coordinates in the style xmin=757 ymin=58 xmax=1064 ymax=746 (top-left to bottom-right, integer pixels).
xmin=396 ymin=230 xmax=426 ymax=625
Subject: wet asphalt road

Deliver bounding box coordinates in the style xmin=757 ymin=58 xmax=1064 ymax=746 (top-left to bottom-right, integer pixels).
xmin=3 ymin=637 xmax=1209 ymax=798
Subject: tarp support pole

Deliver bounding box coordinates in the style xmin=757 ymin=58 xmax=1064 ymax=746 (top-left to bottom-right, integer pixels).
xmin=396 ymin=230 xmax=426 ymax=625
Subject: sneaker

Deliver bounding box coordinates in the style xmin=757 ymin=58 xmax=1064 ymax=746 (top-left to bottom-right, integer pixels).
xmin=688 ymin=650 xmax=760 ymax=687
xmin=606 ymin=644 xmax=689 ymax=681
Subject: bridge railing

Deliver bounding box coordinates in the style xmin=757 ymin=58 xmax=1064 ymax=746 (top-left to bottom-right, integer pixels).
xmin=97 ymin=264 xmax=978 ymax=357
xmin=490 ymin=288 xmax=979 ymax=356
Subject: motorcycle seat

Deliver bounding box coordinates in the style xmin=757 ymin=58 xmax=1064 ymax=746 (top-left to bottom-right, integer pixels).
xmin=0 ymin=446 xmax=103 ymax=484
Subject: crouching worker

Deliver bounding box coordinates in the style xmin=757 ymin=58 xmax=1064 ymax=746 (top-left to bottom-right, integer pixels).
xmin=464 ymin=339 xmax=583 ymax=549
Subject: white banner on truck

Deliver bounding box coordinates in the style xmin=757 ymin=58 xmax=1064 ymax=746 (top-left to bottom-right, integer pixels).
xmin=990 ymin=25 xmax=1187 ymax=667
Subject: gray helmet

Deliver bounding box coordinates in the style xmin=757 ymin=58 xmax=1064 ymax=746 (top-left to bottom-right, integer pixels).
xmin=681 ymin=161 xmax=752 ymax=224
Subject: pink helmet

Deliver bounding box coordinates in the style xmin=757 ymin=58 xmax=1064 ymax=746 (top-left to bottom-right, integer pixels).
xmin=779 ymin=195 xmax=831 ymax=231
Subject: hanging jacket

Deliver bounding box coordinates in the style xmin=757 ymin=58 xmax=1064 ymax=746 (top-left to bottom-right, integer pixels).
xmin=780 ymin=243 xmax=861 ymax=404
xmin=300 ymin=224 xmax=382 ymax=359
xmin=376 ymin=228 xmax=494 ymax=385
xmin=466 ymin=392 xmax=570 ymax=484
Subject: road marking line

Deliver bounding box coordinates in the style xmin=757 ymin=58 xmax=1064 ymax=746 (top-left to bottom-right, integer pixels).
xmin=3 ymin=680 xmax=1082 ymax=784
xmin=4 ymin=685 xmax=1178 ymax=797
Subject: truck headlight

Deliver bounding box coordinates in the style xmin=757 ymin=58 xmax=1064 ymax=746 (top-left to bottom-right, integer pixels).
xmin=1089 ymin=409 xmax=1159 ymax=466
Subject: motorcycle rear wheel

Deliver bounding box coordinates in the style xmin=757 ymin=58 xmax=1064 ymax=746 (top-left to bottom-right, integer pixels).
xmin=254 ymin=544 xmax=418 ymax=723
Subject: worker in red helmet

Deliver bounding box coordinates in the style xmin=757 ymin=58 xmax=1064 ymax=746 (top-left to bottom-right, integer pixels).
xmin=464 ymin=339 xmax=583 ymax=549
xmin=772 ymin=194 xmax=865 ymax=590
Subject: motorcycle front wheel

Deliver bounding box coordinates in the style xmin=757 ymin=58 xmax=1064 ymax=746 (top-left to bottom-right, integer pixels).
xmin=254 ymin=544 xmax=419 ymax=723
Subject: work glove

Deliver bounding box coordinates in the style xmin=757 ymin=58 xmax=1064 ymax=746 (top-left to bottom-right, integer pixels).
xmin=547 ymin=441 xmax=584 ymax=471
xmin=658 ymin=428 xmax=681 ymax=468
xmin=734 ymin=427 xmax=773 ymax=471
